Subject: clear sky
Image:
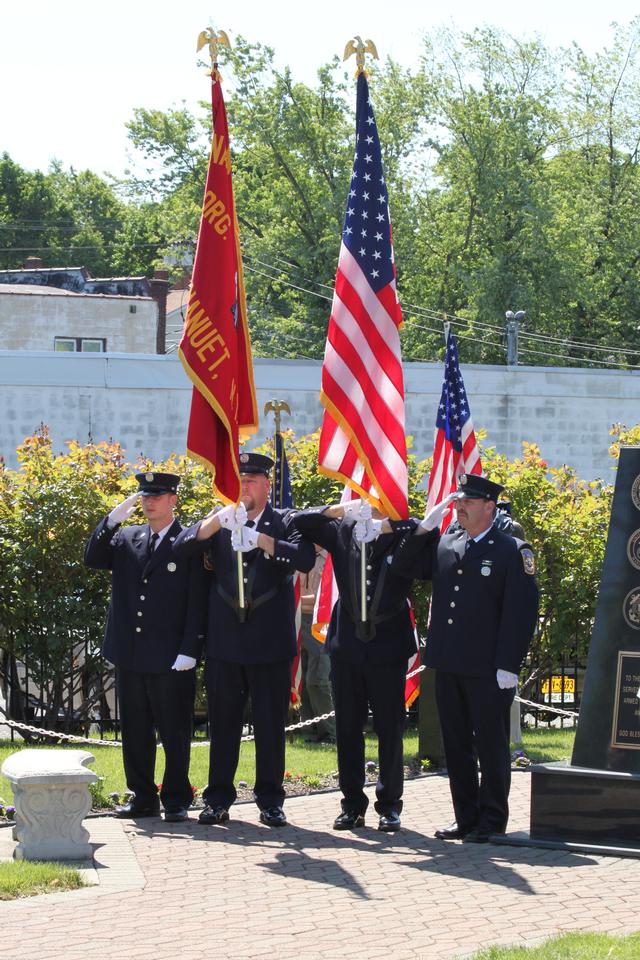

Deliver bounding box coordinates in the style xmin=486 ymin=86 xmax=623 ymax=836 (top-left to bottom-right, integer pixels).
xmin=2 ymin=0 xmax=639 ymax=178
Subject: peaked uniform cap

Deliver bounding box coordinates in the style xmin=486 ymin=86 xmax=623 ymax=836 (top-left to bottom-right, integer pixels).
xmin=456 ymin=474 xmax=504 ymax=501
xmin=238 ymin=452 xmax=274 ymax=476
xmin=135 ymin=471 xmax=180 ymax=496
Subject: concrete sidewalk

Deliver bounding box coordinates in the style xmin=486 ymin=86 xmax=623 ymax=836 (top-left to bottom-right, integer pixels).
xmin=1 ymin=771 xmax=639 ymax=960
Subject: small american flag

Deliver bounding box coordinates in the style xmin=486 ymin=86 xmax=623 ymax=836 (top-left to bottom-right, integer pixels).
xmin=272 ymin=432 xmax=302 ymax=704
xmin=427 ymin=331 xmax=482 ymax=531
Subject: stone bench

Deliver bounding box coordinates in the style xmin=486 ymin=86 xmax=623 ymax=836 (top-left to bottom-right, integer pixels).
xmin=1 ymin=749 xmax=98 ymax=861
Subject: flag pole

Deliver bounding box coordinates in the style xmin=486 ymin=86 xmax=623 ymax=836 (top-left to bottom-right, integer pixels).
xmin=264 ymin=400 xmax=291 ymax=507
xmin=343 ymin=35 xmax=380 ymax=625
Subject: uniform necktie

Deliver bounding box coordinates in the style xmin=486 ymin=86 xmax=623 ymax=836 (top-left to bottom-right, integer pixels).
xmin=147 ymin=532 xmax=159 ymax=559
xmin=465 ymin=537 xmax=474 ymax=553
xmin=246 ymin=520 xmax=255 ymax=529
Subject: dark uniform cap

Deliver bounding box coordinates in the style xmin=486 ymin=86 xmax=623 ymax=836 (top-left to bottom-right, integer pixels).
xmin=455 ymin=474 xmax=504 ymax=501
xmin=238 ymin=452 xmax=274 ymax=477
xmin=135 ymin=471 xmax=180 ymax=496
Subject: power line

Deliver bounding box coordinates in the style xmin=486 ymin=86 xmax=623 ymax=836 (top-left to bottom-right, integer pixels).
xmin=3 ymin=227 xmax=640 ymax=366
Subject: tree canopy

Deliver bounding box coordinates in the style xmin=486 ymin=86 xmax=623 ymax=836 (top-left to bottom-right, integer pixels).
xmin=3 ymin=23 xmax=640 ymax=367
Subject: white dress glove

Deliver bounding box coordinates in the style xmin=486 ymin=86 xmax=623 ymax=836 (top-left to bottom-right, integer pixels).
xmin=231 ymin=525 xmax=260 ymax=552
xmin=342 ymin=498 xmax=363 ymax=520
xmin=496 ymin=669 xmax=518 ymax=689
xmin=172 ymin=654 xmax=197 ymax=671
xmin=420 ymin=492 xmax=459 ymax=531
xmin=107 ymin=492 xmax=139 ymax=527
xmin=217 ymin=503 xmax=247 ymax=530
xmin=354 ymin=519 xmax=383 ymax=544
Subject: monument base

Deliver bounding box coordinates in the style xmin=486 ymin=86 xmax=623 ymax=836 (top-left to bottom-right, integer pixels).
xmin=529 ymin=760 xmax=640 ymax=851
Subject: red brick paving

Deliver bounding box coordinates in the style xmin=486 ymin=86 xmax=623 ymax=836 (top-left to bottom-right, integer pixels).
xmin=1 ymin=771 xmax=639 ymax=960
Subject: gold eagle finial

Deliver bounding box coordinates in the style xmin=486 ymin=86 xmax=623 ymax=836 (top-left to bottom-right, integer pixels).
xmin=196 ymin=28 xmax=231 ymax=77
xmin=342 ymin=36 xmax=379 ymax=75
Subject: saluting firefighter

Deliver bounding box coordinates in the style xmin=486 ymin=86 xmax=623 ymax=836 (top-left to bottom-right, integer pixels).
xmin=390 ymin=474 xmax=539 ymax=843
xmin=173 ymin=452 xmax=315 ymax=828
xmin=294 ymin=500 xmax=416 ymax=832
xmin=85 ymin=471 xmax=208 ymax=823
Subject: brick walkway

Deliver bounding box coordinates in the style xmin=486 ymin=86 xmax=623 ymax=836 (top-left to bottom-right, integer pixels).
xmin=2 ymin=771 xmax=639 ymax=960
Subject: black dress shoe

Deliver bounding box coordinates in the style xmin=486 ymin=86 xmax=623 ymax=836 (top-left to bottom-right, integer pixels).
xmin=462 ymin=827 xmax=492 ymax=844
xmin=163 ymin=807 xmax=189 ymax=823
xmin=114 ymin=801 xmax=160 ymax=819
xmin=259 ymin=806 xmax=287 ymax=827
xmin=434 ymin=822 xmax=475 ymax=840
xmin=198 ymin=805 xmax=230 ymax=825
xmin=378 ymin=811 xmax=401 ymax=833
xmin=333 ymin=810 xmax=366 ymax=830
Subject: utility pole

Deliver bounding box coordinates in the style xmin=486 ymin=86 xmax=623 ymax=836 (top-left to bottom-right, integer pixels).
xmin=505 ymin=310 xmax=525 ymax=366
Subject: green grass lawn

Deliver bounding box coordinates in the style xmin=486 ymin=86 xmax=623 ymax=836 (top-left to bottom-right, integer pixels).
xmin=0 ymin=860 xmax=83 ymax=899
xmin=0 ymin=726 xmax=572 ymax=806
xmin=515 ymin=726 xmax=575 ymax=763
xmin=470 ymin=932 xmax=640 ymax=959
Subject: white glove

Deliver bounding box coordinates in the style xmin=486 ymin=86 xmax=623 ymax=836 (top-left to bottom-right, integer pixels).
xmin=231 ymin=525 xmax=260 ymax=552
xmin=342 ymin=498 xmax=363 ymax=520
xmin=420 ymin=492 xmax=459 ymax=531
xmin=172 ymin=654 xmax=197 ymax=671
xmin=496 ymin=669 xmax=518 ymax=689
xmin=354 ymin=519 xmax=383 ymax=544
xmin=217 ymin=504 xmax=239 ymax=530
xmin=108 ymin=492 xmax=139 ymax=527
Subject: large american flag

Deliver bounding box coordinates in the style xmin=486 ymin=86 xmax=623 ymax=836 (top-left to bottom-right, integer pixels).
xmin=427 ymin=331 xmax=482 ymax=532
xmin=316 ymin=71 xmax=419 ymax=706
xmin=272 ymin=432 xmax=303 ymax=705
xmin=318 ymin=71 xmax=407 ymax=521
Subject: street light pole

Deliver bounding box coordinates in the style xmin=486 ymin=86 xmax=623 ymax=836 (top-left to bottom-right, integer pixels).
xmin=505 ymin=310 xmax=525 ymax=366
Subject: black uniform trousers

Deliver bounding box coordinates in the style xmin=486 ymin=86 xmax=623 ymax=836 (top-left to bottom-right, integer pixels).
xmin=116 ymin=667 xmax=195 ymax=812
xmin=331 ymin=656 xmax=407 ymax=817
xmin=204 ymin=658 xmax=291 ymax=811
xmin=435 ymin=671 xmax=515 ymax=833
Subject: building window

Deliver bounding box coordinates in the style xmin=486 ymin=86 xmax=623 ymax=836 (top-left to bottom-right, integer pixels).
xmin=129 ymin=304 xmax=137 ymax=314
xmin=54 ymin=337 xmax=106 ymax=352
xmin=81 ymin=339 xmax=105 ymax=353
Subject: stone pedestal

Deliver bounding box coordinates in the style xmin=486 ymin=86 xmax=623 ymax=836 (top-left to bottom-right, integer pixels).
xmin=1 ymin=749 xmax=98 ymax=861
xmin=530 ymin=760 xmax=640 ymax=851
xmin=526 ymin=447 xmax=640 ymax=856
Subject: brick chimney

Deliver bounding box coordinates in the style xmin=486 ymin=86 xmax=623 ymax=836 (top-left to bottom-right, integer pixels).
xmin=24 ymin=256 xmax=43 ymax=270
xmin=148 ymin=269 xmax=170 ymax=355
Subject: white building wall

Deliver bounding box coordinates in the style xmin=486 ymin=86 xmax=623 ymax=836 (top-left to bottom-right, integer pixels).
xmin=0 ymin=350 xmax=639 ymax=481
xmin=0 ymin=291 xmax=157 ymax=353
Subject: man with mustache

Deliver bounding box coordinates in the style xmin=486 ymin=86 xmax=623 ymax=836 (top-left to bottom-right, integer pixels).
xmin=391 ymin=474 xmax=539 ymax=843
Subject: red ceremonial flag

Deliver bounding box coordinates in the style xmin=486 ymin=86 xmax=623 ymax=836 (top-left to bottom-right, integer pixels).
xmin=179 ymin=75 xmax=258 ymax=504
xmin=316 ymin=72 xmax=419 ymax=705
xmin=426 ymin=331 xmax=482 ymax=533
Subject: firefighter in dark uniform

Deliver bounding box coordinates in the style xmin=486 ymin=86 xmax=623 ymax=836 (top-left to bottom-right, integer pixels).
xmin=85 ymin=471 xmax=208 ymax=822
xmin=294 ymin=499 xmax=416 ymax=832
xmin=391 ymin=474 xmax=539 ymax=843
xmin=173 ymin=452 xmax=315 ymax=828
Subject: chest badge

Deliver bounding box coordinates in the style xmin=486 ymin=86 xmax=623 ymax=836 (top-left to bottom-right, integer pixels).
xmin=167 ymin=562 xmax=177 ymax=572
xmin=481 ymin=561 xmax=493 ymax=577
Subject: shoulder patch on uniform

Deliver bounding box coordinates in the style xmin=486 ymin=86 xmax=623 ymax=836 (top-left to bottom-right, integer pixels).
xmin=520 ymin=548 xmax=536 ymax=575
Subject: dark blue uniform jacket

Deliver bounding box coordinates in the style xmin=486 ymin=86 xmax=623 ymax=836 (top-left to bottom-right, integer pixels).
xmin=173 ymin=503 xmax=315 ymax=664
xmin=294 ymin=509 xmax=418 ymax=665
xmin=85 ymin=516 xmax=208 ymax=673
xmin=391 ymin=523 xmax=539 ymax=677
